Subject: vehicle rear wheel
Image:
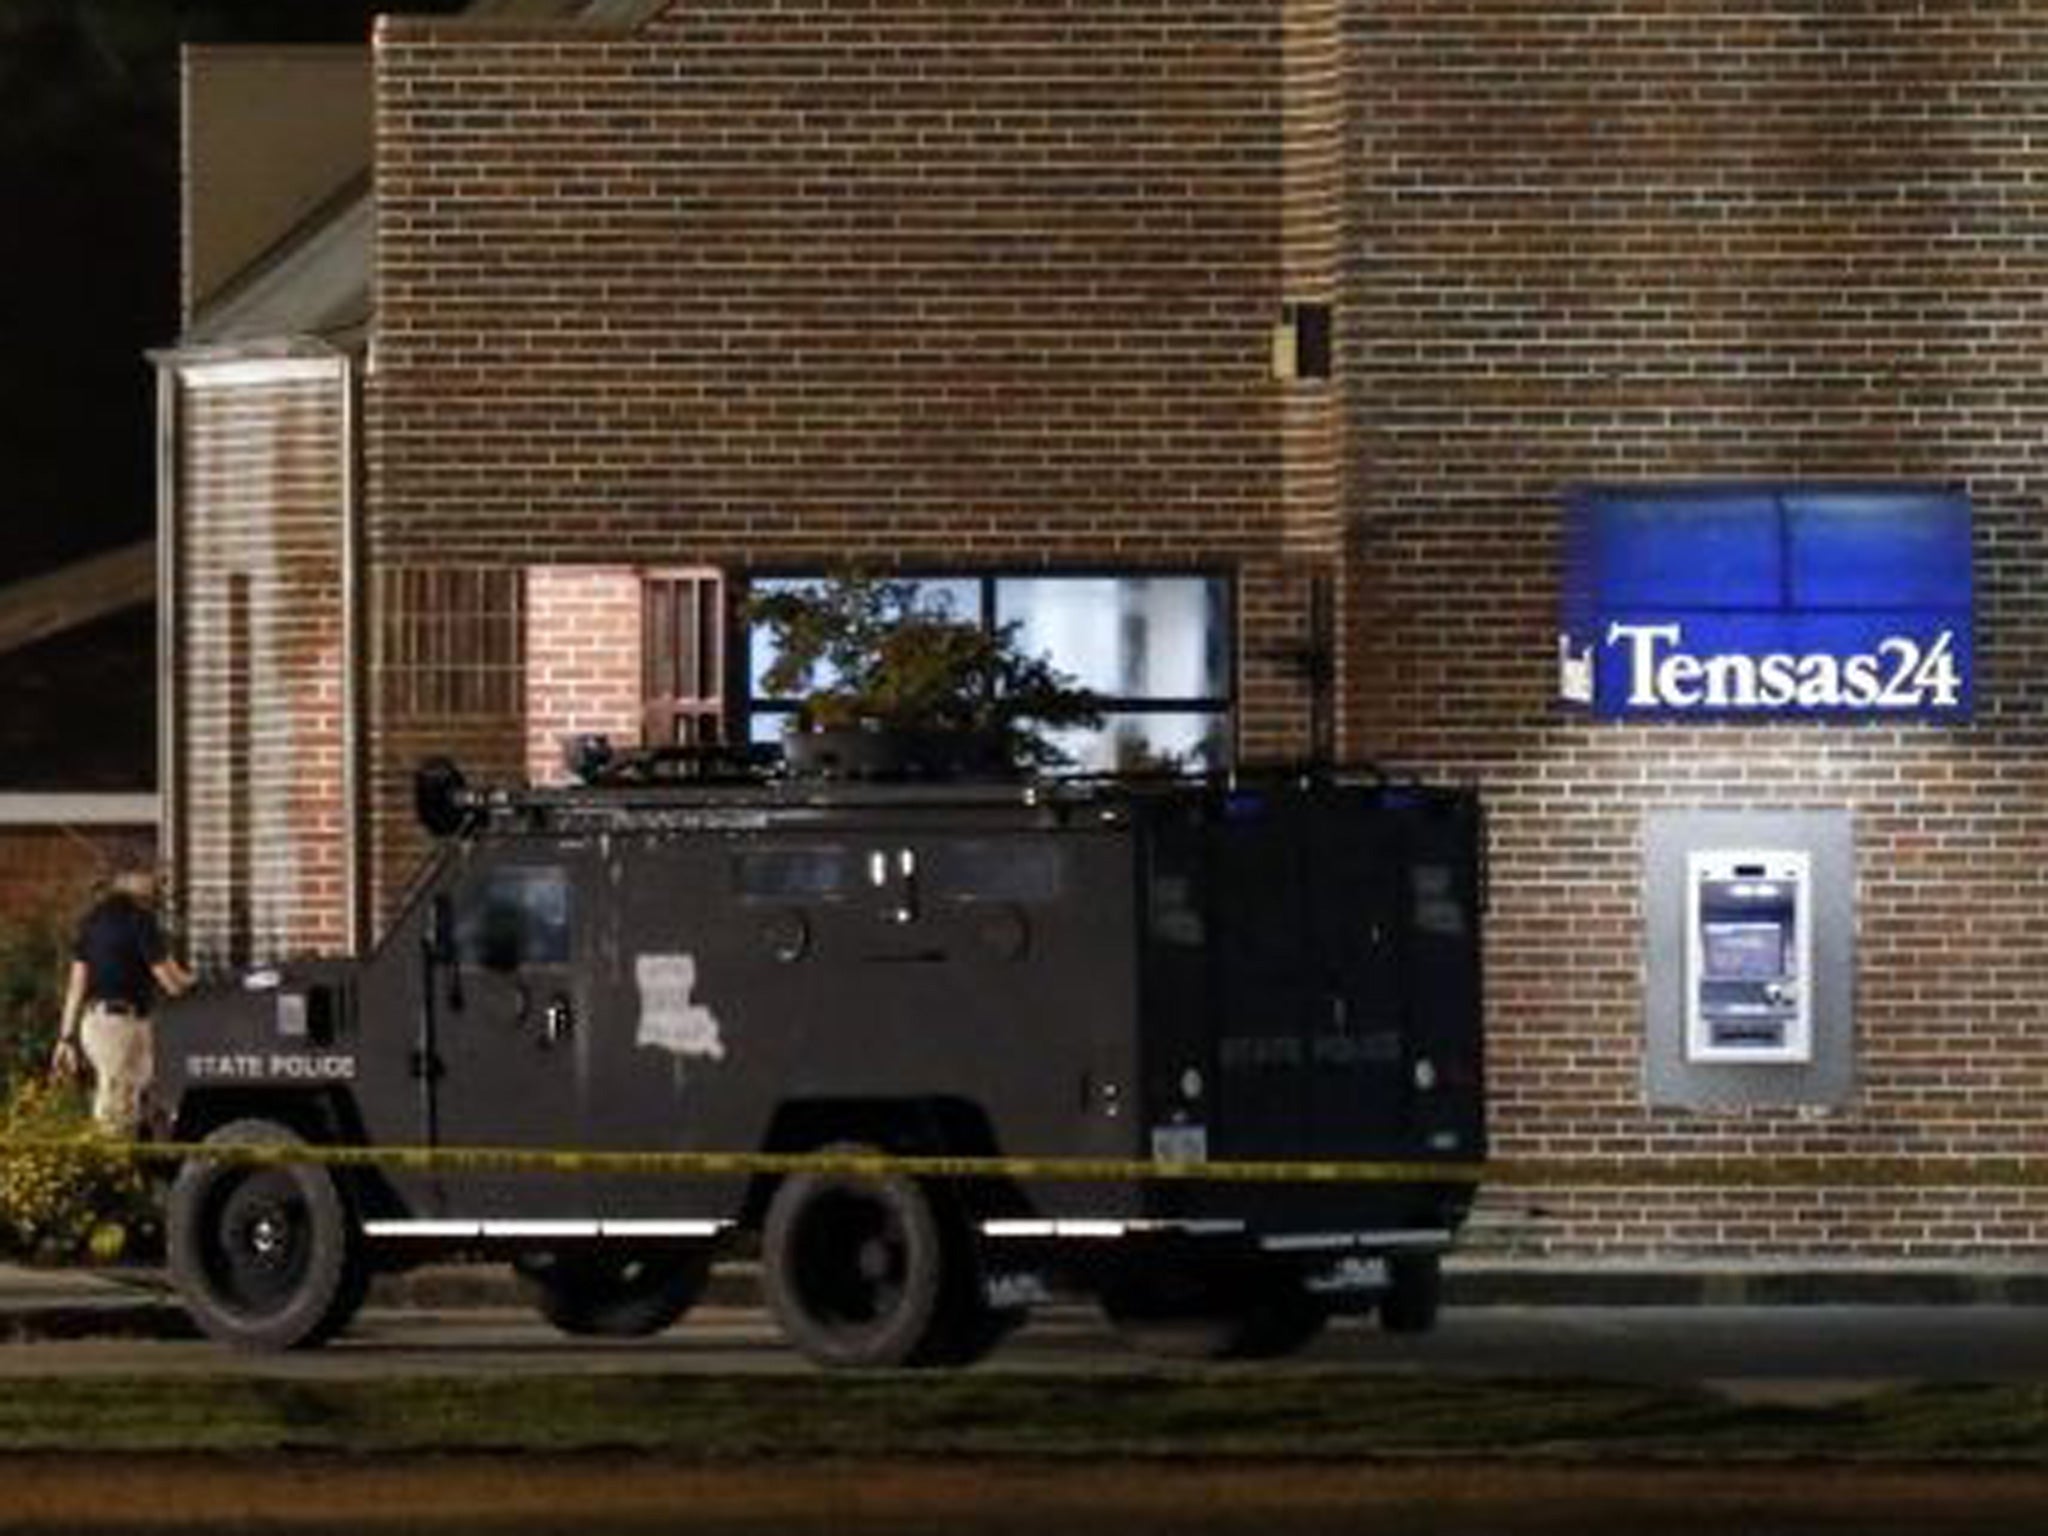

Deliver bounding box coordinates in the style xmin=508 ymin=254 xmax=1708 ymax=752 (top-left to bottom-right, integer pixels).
xmin=1101 ymin=1266 xmax=1328 ymax=1361
xmin=761 ymin=1145 xmax=972 ymax=1369
xmin=513 ymin=1247 xmax=711 ymax=1338
xmin=1378 ymin=1253 xmax=1442 ymax=1334
xmin=166 ymin=1118 xmax=365 ymax=1351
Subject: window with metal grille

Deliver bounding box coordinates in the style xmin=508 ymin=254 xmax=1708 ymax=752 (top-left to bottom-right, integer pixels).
xmin=378 ymin=566 xmax=523 ymax=720
xmin=642 ymin=569 xmax=726 ymax=745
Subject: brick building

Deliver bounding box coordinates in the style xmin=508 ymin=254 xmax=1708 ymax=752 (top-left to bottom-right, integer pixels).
xmin=160 ymin=0 xmax=2048 ymax=1258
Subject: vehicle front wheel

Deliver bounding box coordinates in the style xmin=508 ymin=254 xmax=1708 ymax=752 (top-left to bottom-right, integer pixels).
xmin=513 ymin=1247 xmax=711 ymax=1338
xmin=166 ymin=1118 xmax=366 ymax=1351
xmin=761 ymin=1146 xmax=973 ymax=1369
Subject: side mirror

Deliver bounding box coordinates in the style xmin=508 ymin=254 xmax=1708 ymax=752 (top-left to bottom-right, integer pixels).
xmin=414 ymin=758 xmax=471 ymax=838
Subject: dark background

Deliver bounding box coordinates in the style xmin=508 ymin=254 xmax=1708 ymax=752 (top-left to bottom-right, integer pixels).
xmin=0 ymin=1 xmax=465 ymax=784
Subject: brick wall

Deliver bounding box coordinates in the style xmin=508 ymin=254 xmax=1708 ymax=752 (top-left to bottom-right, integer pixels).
xmin=346 ymin=0 xmax=2048 ymax=1255
xmin=1344 ymin=1 xmax=2048 ymax=1255
xmin=363 ymin=0 xmax=1341 ymax=910
xmin=171 ymin=361 xmax=351 ymax=968
xmin=369 ymin=1 xmax=1303 ymax=567
xmin=524 ymin=567 xmax=645 ymax=786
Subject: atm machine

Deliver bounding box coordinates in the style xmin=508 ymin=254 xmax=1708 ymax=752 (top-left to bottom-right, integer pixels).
xmin=1684 ymin=849 xmax=1812 ymax=1064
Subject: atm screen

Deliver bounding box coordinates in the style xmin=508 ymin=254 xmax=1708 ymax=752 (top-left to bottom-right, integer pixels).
xmin=1701 ymin=921 xmax=1785 ymax=982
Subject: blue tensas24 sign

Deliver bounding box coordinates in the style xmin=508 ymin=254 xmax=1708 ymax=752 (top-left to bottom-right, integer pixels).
xmin=1559 ymin=484 xmax=1973 ymax=720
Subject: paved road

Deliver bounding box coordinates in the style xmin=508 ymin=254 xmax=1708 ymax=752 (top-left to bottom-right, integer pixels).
xmin=3 ymin=1302 xmax=2047 ymax=1393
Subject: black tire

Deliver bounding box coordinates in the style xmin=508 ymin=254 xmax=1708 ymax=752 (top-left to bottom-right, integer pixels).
xmin=166 ymin=1118 xmax=365 ymax=1351
xmin=761 ymin=1145 xmax=969 ymax=1369
xmin=1379 ymin=1253 xmax=1442 ymax=1335
xmin=513 ymin=1247 xmax=711 ymax=1338
xmin=1102 ymin=1266 xmax=1329 ymax=1361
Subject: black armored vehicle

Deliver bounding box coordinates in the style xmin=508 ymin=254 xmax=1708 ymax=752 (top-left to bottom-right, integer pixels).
xmin=159 ymin=752 xmax=1486 ymax=1367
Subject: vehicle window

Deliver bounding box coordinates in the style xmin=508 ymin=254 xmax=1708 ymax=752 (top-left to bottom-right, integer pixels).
xmin=734 ymin=847 xmax=854 ymax=900
xmin=457 ymin=866 xmax=572 ymax=970
xmin=926 ymin=840 xmax=1062 ymax=903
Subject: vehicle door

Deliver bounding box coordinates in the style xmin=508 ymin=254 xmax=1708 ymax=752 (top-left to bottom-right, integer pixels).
xmin=586 ymin=836 xmax=748 ymax=1223
xmin=1205 ymin=797 xmax=1315 ymax=1160
xmin=1205 ymin=794 xmax=1409 ymax=1161
xmin=428 ymin=850 xmax=598 ymax=1220
xmin=1299 ymin=803 xmax=1411 ymax=1158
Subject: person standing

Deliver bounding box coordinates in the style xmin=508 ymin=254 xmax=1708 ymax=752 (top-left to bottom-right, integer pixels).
xmin=49 ymin=867 xmax=193 ymax=1137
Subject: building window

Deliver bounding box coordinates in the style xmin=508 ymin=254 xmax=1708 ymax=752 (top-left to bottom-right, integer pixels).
xmin=643 ymin=569 xmax=726 ymax=745
xmin=1275 ymin=301 xmax=1332 ymax=380
xmin=379 ymin=566 xmax=523 ymax=719
xmin=743 ymin=573 xmax=1233 ymax=772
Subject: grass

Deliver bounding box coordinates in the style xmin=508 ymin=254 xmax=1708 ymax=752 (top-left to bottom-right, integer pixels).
xmin=1 ymin=1372 xmax=2047 ymax=1462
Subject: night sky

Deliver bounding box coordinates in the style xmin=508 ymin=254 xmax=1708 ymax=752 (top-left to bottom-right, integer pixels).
xmin=0 ymin=2 xmax=464 ymax=785
xmin=0 ymin=1 xmax=472 ymax=583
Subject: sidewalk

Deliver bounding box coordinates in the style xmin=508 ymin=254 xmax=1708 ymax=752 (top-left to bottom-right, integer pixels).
xmin=1445 ymin=1256 xmax=2048 ymax=1308
xmin=6 ymin=1256 xmax=2048 ymax=1344
xmin=0 ymin=1264 xmax=192 ymax=1342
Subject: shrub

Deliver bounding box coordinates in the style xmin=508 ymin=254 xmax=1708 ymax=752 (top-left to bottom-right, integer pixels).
xmin=0 ymin=891 xmax=167 ymax=1263
xmin=0 ymin=1077 xmax=154 ymax=1264
xmin=0 ymin=903 xmax=69 ymax=1098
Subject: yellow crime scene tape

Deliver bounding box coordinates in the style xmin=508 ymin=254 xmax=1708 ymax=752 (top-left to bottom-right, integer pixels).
xmin=2 ymin=1137 xmax=2045 ymax=1190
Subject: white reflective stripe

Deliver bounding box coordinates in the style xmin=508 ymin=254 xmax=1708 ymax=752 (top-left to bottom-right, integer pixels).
xmin=981 ymin=1220 xmax=1124 ymax=1239
xmin=363 ymin=1219 xmax=728 ymax=1241
xmin=1257 ymin=1229 xmax=1452 ymax=1254
xmin=979 ymin=1218 xmax=1247 ymax=1240
xmin=363 ymin=1221 xmax=480 ymax=1240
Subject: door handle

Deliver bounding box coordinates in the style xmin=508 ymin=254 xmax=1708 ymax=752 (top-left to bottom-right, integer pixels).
xmin=542 ymin=994 xmax=574 ymax=1048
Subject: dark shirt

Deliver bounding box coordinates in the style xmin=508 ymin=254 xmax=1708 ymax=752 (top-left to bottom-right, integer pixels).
xmin=73 ymin=895 xmax=167 ymax=1012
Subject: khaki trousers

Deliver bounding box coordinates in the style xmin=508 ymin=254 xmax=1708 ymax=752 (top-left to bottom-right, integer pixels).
xmin=80 ymin=1005 xmax=153 ymax=1138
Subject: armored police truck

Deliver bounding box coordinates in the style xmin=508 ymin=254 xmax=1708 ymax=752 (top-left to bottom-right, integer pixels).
xmin=158 ymin=751 xmax=1485 ymax=1367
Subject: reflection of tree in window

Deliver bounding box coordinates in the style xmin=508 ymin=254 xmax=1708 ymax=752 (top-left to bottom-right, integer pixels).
xmin=458 ymin=868 xmax=571 ymax=970
xmin=998 ymin=577 xmax=1231 ymax=772
xmin=744 ymin=574 xmax=1232 ymax=771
